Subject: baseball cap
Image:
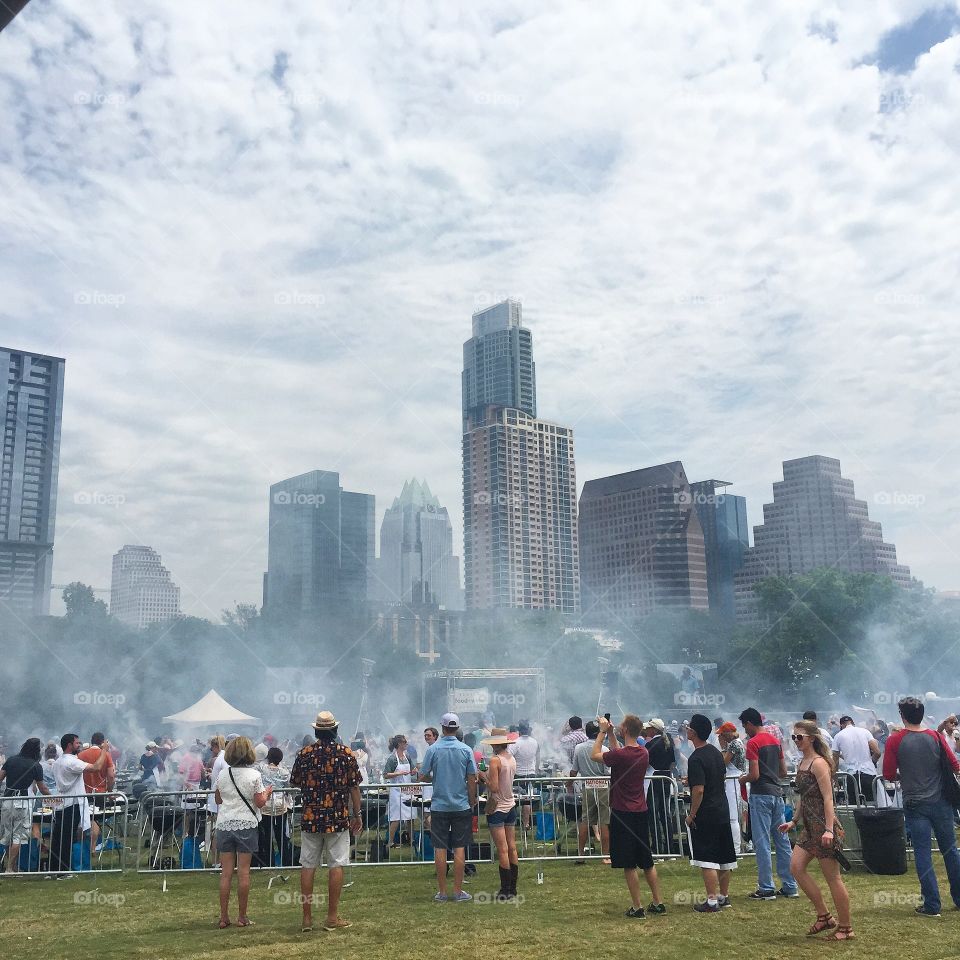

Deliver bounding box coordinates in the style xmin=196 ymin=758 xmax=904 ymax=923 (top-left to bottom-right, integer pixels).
xmin=441 ymin=712 xmax=460 ymax=729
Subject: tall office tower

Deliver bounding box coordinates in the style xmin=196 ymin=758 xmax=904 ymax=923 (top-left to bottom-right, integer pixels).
xmin=461 ymin=300 xmax=579 ymax=612
xmin=734 ymin=455 xmax=913 ymax=621
xmin=578 ymin=462 xmax=709 ymax=623
xmin=462 ymin=299 xmax=536 ymax=430
xmin=463 ymin=408 xmax=579 ymax=612
xmin=689 ymin=480 xmax=749 ymax=620
xmin=376 ymin=478 xmax=463 ymax=610
xmin=0 ymin=348 xmax=65 ymax=618
xmin=263 ymin=470 xmax=375 ymax=618
xmin=110 ymin=545 xmax=181 ymax=628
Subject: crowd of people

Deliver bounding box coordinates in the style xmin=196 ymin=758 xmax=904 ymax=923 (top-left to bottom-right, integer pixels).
xmin=2 ymin=695 xmax=960 ymax=937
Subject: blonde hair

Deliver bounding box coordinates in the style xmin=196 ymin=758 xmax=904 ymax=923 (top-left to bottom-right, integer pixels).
xmin=209 ymin=735 xmax=225 ymax=752
xmin=793 ymin=720 xmax=835 ymax=771
xmin=224 ymin=736 xmax=255 ymax=767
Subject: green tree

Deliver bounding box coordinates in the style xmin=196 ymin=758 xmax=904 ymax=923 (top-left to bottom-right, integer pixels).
xmin=62 ymin=581 xmax=108 ymax=619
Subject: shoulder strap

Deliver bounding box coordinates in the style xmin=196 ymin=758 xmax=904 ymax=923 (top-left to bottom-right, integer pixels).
xmin=228 ymin=767 xmax=258 ymax=819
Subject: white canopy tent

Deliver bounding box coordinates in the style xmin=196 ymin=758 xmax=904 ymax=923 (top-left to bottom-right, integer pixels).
xmin=162 ymin=689 xmax=259 ymax=726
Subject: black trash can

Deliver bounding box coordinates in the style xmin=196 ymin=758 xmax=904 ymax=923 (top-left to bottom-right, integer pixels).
xmin=854 ymin=808 xmax=907 ymax=875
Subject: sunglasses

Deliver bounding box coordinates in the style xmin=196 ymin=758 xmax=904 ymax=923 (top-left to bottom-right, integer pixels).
xmin=791 ymin=734 xmax=807 ymax=742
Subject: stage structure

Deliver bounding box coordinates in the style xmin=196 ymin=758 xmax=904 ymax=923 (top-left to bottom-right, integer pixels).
xmin=421 ymin=668 xmax=546 ymax=725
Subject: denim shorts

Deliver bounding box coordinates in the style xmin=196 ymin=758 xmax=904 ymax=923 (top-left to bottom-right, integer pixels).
xmin=216 ymin=827 xmax=259 ymax=854
xmin=487 ymin=807 xmax=518 ymax=827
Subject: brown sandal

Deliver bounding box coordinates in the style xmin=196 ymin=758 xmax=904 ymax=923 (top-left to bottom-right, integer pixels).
xmin=807 ymin=914 xmax=837 ymax=936
xmin=825 ymin=926 xmax=855 ymax=941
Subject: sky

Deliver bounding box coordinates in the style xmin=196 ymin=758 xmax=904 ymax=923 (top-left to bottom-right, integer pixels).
xmin=1 ymin=0 xmax=959 ymax=619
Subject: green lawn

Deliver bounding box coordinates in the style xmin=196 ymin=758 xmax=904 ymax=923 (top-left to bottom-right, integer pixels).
xmin=1 ymin=859 xmax=959 ymax=960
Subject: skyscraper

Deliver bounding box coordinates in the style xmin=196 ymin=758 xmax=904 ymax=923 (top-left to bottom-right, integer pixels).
xmin=110 ymin=545 xmax=181 ymax=628
xmin=462 ymin=299 xmax=536 ymax=430
xmin=734 ymin=455 xmax=912 ymax=621
xmin=461 ymin=301 xmax=579 ymax=613
xmin=578 ymin=462 xmax=709 ymax=622
xmin=376 ymin=478 xmax=463 ymax=610
xmin=0 ymin=348 xmax=65 ymax=618
xmin=263 ymin=470 xmax=375 ymax=618
xmin=689 ymin=480 xmax=749 ymax=620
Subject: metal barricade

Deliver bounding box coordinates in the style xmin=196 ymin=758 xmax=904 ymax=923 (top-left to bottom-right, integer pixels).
xmin=134 ymin=788 xmax=303 ymax=873
xmin=0 ymin=791 xmax=128 ymax=876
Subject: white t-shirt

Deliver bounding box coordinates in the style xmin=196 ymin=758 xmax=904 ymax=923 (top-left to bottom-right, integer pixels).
xmin=818 ymin=727 xmax=834 ymax=751
xmin=508 ymin=736 xmax=539 ymax=775
xmin=53 ymin=754 xmax=89 ymax=802
xmin=833 ymin=726 xmax=875 ymax=774
xmin=207 ymin=752 xmax=228 ymax=812
xmin=215 ymin=766 xmax=264 ymax=831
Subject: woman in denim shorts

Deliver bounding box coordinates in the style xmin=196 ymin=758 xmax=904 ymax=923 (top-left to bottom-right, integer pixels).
xmin=484 ymin=729 xmax=519 ymax=901
xmin=214 ymin=737 xmax=273 ymax=928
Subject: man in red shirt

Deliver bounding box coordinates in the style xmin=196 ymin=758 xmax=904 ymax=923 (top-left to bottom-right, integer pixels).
xmin=883 ymin=696 xmax=960 ymax=917
xmin=593 ymin=714 xmax=665 ymax=919
xmin=77 ymin=732 xmax=115 ymax=859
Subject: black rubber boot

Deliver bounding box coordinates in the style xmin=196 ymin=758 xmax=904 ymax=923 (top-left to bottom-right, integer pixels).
xmin=509 ymin=863 xmax=518 ymax=898
xmin=497 ymin=865 xmax=511 ymax=901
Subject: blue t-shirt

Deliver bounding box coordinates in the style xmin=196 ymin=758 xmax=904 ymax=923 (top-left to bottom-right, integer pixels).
xmin=420 ymin=736 xmax=477 ymax=812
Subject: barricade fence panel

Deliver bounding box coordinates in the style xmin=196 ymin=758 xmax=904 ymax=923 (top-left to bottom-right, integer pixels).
xmin=2 ymin=774 xmax=921 ymax=877
xmin=0 ymin=791 xmax=128 ymax=875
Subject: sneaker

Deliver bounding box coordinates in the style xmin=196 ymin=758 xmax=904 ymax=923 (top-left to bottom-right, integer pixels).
xmin=453 ymin=891 xmax=472 ymax=903
xmin=625 ymin=906 xmax=646 ymax=919
xmin=694 ymin=901 xmax=721 ymax=913
xmin=433 ymin=893 xmax=448 ymax=903
xmin=718 ymin=895 xmax=732 ymax=909
xmin=748 ymin=889 xmax=777 ymax=901
xmin=777 ymin=887 xmax=800 ymax=898
xmin=915 ymin=905 xmax=941 ymax=918
xmin=647 ymin=902 xmax=667 ymax=915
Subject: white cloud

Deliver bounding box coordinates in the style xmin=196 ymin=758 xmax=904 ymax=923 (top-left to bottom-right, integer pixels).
xmin=1 ymin=0 xmax=957 ymax=617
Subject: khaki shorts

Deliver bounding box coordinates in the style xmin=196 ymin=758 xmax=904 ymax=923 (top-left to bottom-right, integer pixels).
xmin=583 ymin=787 xmax=610 ymax=826
xmin=0 ymin=804 xmax=32 ymax=846
xmin=300 ymin=830 xmax=350 ymax=869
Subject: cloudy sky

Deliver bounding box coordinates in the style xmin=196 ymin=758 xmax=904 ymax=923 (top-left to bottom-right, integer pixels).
xmin=2 ymin=0 xmax=959 ymax=618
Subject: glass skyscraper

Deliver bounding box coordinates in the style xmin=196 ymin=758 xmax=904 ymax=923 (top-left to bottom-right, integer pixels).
xmin=263 ymin=470 xmax=374 ymax=618
xmin=462 ymin=299 xmax=536 ymax=430
xmin=0 ymin=347 xmax=65 ymax=618
xmin=689 ymin=480 xmax=749 ymax=620
xmin=375 ymin=478 xmax=463 ymax=609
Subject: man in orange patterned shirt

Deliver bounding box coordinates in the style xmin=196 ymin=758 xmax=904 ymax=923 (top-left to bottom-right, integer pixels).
xmin=290 ymin=710 xmax=362 ymax=932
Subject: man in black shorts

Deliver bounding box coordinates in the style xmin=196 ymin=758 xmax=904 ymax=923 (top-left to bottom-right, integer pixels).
xmin=419 ymin=713 xmax=478 ymax=903
xmin=593 ymin=714 xmax=665 ymax=919
xmin=685 ymin=713 xmax=738 ymax=912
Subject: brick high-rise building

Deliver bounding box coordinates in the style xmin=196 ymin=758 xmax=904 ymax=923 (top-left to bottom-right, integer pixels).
xmin=578 ymin=462 xmax=709 ymax=622
xmin=0 ymin=348 xmax=65 ymax=618
xmin=461 ymin=301 xmax=579 ymax=612
xmin=463 ymin=408 xmax=579 ymax=611
xmin=734 ymin=455 xmax=912 ymax=621
xmin=110 ymin=545 xmax=181 ymax=628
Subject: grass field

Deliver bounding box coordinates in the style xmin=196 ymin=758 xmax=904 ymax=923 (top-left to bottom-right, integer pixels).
xmin=2 ymin=858 xmax=959 ymax=960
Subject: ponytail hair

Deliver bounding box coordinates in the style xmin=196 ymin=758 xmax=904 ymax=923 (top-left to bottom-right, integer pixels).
xmin=794 ymin=720 xmax=835 ymax=772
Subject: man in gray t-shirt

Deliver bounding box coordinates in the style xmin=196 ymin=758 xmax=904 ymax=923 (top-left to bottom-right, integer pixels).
xmin=570 ymin=721 xmax=610 ymax=862
xmin=883 ymin=697 xmax=960 ymax=916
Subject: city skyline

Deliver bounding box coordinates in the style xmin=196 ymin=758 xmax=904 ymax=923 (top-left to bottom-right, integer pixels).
xmin=4 ymin=4 xmax=958 ymax=617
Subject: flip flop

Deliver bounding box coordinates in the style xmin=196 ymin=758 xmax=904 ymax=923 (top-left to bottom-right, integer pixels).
xmin=301 ymin=925 xmax=313 ymax=933
xmin=217 ymin=920 xmax=231 ymax=929
xmin=324 ymin=918 xmax=353 ymax=931
xmin=237 ymin=918 xmax=254 ymax=927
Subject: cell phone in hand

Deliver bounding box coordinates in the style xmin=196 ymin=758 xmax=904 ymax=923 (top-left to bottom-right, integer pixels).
xmin=604 ymin=713 xmax=611 ymax=722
